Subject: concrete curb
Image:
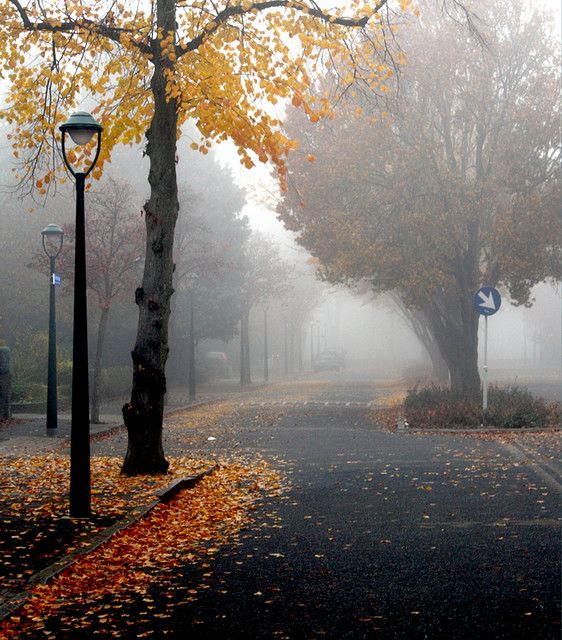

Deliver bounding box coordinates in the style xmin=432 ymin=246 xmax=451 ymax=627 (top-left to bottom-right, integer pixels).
xmin=403 ymin=427 xmax=561 ymax=434
xmin=0 ymin=465 xmax=217 ymax=622
xmin=48 ymin=399 xmax=228 ymax=450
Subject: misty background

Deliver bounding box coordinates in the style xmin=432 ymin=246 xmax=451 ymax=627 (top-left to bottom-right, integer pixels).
xmin=0 ymin=0 xmax=560 ymax=409
xmin=0 ymin=131 xmax=559 ymax=407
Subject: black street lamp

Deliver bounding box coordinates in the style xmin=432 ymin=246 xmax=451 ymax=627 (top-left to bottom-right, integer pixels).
xmin=60 ymin=111 xmax=102 ymax=518
xmin=41 ymin=223 xmax=64 ymax=436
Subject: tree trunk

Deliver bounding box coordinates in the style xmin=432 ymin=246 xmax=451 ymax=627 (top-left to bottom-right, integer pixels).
xmin=391 ymin=295 xmax=450 ymax=384
xmin=91 ymin=305 xmax=110 ymax=424
xmin=239 ymin=310 xmax=246 ymax=387
xmin=240 ymin=304 xmax=251 ymax=386
xmin=427 ymin=342 xmax=450 ymax=383
xmin=244 ymin=314 xmax=251 ymax=384
xmin=424 ymin=288 xmax=480 ymax=396
xmin=122 ymin=1 xmax=178 ymax=475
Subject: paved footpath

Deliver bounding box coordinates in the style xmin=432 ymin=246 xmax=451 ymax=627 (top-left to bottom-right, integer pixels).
xmin=1 ymin=376 xmax=560 ymax=638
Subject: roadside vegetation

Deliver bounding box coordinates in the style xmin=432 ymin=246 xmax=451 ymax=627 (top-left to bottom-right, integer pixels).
xmin=403 ymin=385 xmax=560 ymax=429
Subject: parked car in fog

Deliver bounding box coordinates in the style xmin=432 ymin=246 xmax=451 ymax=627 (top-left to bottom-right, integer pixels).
xmin=199 ymin=351 xmax=231 ymax=380
xmin=312 ymin=351 xmax=345 ymax=372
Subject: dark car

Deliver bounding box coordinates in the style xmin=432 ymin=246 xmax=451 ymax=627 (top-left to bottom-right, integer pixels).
xmin=199 ymin=351 xmax=231 ymax=380
xmin=312 ymin=351 xmax=345 ymax=372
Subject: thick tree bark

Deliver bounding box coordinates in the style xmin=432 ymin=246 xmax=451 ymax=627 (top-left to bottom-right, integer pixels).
xmin=417 ymin=218 xmax=481 ymax=395
xmin=91 ymin=305 xmax=110 ymax=424
xmin=423 ymin=287 xmax=480 ymax=396
xmin=122 ymin=0 xmax=178 ymax=475
xmin=390 ymin=294 xmax=450 ymax=384
xmin=427 ymin=342 xmax=450 ymax=383
xmin=407 ymin=309 xmax=449 ymax=382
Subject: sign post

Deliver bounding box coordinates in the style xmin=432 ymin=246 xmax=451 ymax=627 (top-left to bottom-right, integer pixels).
xmin=474 ymin=286 xmax=502 ymax=426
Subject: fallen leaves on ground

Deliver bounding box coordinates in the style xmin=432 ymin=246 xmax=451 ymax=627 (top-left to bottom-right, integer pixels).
xmin=0 ymin=454 xmax=213 ymax=592
xmin=367 ymin=407 xmax=402 ymax=431
xmin=0 ymin=458 xmax=285 ymax=639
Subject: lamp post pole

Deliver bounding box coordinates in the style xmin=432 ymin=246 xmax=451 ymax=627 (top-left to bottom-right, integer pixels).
xmin=60 ymin=112 xmax=102 ymax=519
xmin=70 ymin=171 xmax=90 ymax=517
xmin=283 ymin=316 xmax=289 ymax=377
xmin=263 ymin=309 xmax=269 ymax=383
xmin=310 ymin=322 xmax=314 ymax=370
xmin=42 ymin=224 xmax=64 ymax=436
xmin=47 ymin=255 xmax=58 ymax=433
xmin=188 ymin=286 xmax=196 ymax=402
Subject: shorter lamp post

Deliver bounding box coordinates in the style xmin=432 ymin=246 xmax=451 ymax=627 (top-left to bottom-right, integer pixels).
xmin=42 ymin=223 xmax=64 ymax=435
xmin=60 ymin=111 xmax=103 ymax=518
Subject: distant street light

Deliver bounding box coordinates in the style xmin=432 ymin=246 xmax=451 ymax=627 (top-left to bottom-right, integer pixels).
xmin=41 ymin=223 xmax=64 ymax=436
xmin=60 ymin=111 xmax=103 ymax=518
xmin=187 ymin=273 xmax=198 ymax=402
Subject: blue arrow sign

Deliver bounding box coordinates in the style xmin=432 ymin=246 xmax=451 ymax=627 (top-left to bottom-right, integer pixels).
xmin=474 ymin=286 xmax=501 ymax=316
xmin=51 ymin=274 xmax=61 ymax=286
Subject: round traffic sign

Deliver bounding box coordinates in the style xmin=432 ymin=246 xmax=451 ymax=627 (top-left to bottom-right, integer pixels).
xmin=474 ymin=286 xmax=501 ymax=316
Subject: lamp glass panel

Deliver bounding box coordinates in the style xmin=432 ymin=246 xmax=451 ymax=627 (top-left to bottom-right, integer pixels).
xmin=68 ymin=129 xmax=95 ymax=145
xmin=43 ymin=233 xmax=63 ymax=258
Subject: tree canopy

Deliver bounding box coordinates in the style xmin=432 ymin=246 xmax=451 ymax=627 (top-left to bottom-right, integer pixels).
xmin=0 ymin=0 xmax=402 ymax=190
xmin=1 ymin=0 xmax=410 ymax=474
xmin=279 ymin=0 xmax=561 ymax=393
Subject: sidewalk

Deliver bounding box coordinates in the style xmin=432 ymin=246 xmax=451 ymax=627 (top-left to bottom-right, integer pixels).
xmin=0 ymin=377 xmax=296 ymax=618
xmin=0 ymin=387 xmax=241 ymax=619
xmin=0 ymin=378 xmax=272 ymax=455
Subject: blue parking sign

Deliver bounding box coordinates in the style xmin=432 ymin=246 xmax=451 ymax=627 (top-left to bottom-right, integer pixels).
xmin=474 ymin=286 xmax=501 ymax=316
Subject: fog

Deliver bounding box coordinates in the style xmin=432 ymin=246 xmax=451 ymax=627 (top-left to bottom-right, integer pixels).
xmin=0 ymin=127 xmax=559 ymax=407
xmin=296 ymin=282 xmax=561 ymax=393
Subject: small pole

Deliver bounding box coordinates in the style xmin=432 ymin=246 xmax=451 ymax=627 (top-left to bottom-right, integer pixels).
xmin=46 ymin=255 xmax=58 ymax=435
xmin=482 ymin=315 xmax=488 ymax=426
xmin=263 ymin=309 xmax=269 ymax=383
xmin=188 ymin=288 xmax=196 ymax=401
xmin=283 ymin=317 xmax=288 ymax=376
xmin=310 ymin=323 xmax=314 ymax=370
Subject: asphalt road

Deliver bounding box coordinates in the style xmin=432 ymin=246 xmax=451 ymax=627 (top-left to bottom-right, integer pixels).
xmin=154 ymin=388 xmax=560 ymax=639
xmin=14 ymin=375 xmax=558 ymax=639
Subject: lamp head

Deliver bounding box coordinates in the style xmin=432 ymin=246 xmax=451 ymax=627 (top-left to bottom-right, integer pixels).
xmin=59 ymin=112 xmax=102 ymax=145
xmin=41 ymin=223 xmax=64 ymax=258
xmin=60 ymin=111 xmax=103 ymax=177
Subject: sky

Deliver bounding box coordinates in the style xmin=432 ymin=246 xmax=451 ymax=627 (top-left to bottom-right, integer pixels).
xmin=221 ymin=0 xmax=561 ymax=242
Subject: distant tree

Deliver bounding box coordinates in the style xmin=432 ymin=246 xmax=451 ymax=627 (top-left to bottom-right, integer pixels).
xmin=170 ymin=152 xmax=249 ymax=383
xmin=284 ymin=266 xmax=325 ymax=373
xmin=279 ymin=0 xmax=561 ymax=394
xmin=59 ymin=178 xmax=144 ymax=423
xmin=240 ymin=233 xmax=292 ymax=386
